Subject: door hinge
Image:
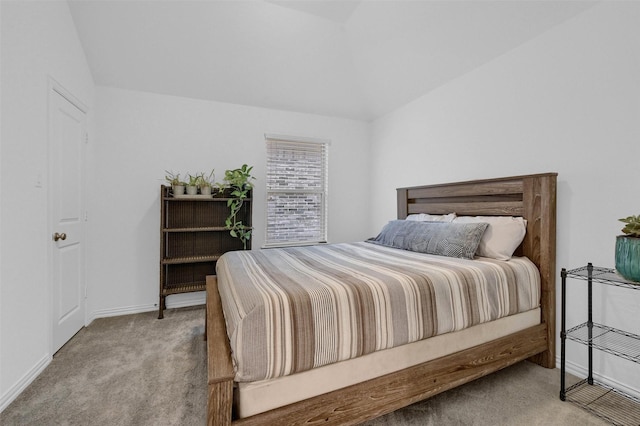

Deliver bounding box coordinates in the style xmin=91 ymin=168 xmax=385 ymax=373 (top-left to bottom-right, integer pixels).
xmin=84 ymin=132 xmax=89 ymax=144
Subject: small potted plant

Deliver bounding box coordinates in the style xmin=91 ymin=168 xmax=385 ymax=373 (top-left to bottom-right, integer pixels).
xmin=165 ymin=170 xmax=186 ymax=196
xmin=186 ymin=173 xmax=199 ymax=196
xmin=197 ymin=169 xmax=215 ymax=196
xmin=615 ymin=215 xmax=640 ymax=282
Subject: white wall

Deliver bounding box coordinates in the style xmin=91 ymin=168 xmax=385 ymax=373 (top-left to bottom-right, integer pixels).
xmin=0 ymin=1 xmax=94 ymax=410
xmin=87 ymin=87 xmax=371 ymax=319
xmin=370 ymin=2 xmax=640 ymax=396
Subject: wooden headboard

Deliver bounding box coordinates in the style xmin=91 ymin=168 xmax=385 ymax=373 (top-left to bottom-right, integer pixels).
xmin=397 ymin=172 xmax=557 ymax=367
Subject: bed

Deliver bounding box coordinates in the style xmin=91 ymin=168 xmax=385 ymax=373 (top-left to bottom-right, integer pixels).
xmin=206 ymin=172 xmax=557 ymax=425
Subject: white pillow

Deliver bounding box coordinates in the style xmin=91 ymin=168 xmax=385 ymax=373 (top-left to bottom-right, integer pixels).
xmin=406 ymin=213 xmax=456 ymax=222
xmin=453 ymin=216 xmax=527 ymax=260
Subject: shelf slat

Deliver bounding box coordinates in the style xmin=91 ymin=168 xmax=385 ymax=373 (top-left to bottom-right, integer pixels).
xmin=163 ymin=227 xmax=230 ymax=233
xmin=565 ymin=379 xmax=640 ymax=426
xmin=164 ymin=196 xmax=252 ymax=203
xmin=162 ymin=255 xmax=221 ymax=265
xmin=161 ymin=282 xmax=207 ymax=295
xmin=566 ymin=322 xmax=640 ymax=364
xmin=565 ymin=265 xmax=640 ymax=290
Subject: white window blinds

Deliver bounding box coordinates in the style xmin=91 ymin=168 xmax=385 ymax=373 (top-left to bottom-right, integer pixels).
xmin=265 ymin=136 xmax=329 ymax=247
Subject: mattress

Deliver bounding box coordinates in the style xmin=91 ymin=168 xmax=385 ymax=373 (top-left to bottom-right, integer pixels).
xmin=235 ymin=307 xmax=540 ymax=418
xmin=216 ymin=242 xmax=541 ymax=383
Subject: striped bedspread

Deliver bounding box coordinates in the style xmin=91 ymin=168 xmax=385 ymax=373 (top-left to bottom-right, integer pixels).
xmin=216 ymin=242 xmax=540 ymax=382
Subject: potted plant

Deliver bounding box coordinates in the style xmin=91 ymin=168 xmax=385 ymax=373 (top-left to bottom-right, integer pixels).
xmin=186 ymin=173 xmax=199 ymax=196
xmin=615 ymin=215 xmax=640 ymax=282
xmin=197 ymin=169 xmax=215 ymax=196
xmin=165 ymin=170 xmax=186 ymax=196
xmin=222 ymin=164 xmax=255 ymax=249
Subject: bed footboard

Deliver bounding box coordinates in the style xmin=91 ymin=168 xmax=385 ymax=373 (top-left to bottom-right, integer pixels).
xmin=233 ymin=325 xmax=548 ymax=426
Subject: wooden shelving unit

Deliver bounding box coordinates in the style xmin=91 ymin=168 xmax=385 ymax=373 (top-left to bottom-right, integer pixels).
xmin=159 ymin=185 xmax=252 ymax=318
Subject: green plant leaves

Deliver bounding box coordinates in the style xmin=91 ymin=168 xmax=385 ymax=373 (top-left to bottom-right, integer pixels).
xmin=619 ymin=215 xmax=640 ymax=237
xmin=222 ymin=165 xmax=255 ymax=249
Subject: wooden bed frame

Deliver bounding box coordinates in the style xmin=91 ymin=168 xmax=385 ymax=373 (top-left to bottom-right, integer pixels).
xmin=206 ymin=172 xmax=557 ymax=426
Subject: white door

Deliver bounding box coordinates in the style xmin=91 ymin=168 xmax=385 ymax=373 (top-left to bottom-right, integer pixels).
xmin=50 ymin=87 xmax=87 ymax=354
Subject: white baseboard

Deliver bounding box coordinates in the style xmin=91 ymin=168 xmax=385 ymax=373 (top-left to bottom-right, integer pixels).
xmin=86 ymin=303 xmax=156 ymax=324
xmin=0 ymin=353 xmax=51 ymax=413
xmin=86 ymin=292 xmax=206 ymax=324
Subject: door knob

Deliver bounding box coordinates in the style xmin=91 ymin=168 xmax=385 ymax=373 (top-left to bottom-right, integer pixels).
xmin=53 ymin=232 xmax=67 ymax=241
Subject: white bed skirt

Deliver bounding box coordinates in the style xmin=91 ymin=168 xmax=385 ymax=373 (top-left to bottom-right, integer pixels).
xmin=236 ymin=307 xmax=541 ymax=418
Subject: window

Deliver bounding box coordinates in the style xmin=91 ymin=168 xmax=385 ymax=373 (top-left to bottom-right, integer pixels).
xmin=265 ymin=134 xmax=329 ymax=247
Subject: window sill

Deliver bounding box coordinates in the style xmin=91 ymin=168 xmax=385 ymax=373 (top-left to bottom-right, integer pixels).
xmin=262 ymin=241 xmax=328 ymax=249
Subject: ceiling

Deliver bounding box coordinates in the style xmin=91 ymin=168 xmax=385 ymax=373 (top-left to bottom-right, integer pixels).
xmin=68 ymin=0 xmax=596 ymax=121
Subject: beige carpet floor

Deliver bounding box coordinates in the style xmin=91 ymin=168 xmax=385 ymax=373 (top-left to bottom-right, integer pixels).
xmin=1 ymin=306 xmax=610 ymax=426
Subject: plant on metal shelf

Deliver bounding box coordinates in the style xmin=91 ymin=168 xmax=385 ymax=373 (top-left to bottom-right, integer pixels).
xmin=221 ymin=164 xmax=255 ymax=249
xmin=615 ymin=215 xmax=640 ymax=282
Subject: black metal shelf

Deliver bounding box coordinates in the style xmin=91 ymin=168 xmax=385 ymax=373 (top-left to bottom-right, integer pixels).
xmin=560 ymin=263 xmax=640 ymax=425
xmin=566 ymin=322 xmax=640 ymax=364
xmin=565 ymin=379 xmax=640 ymax=426
xmin=566 ymin=265 xmax=640 ymax=290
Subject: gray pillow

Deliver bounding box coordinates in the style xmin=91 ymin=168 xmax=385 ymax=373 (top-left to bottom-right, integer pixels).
xmin=367 ymin=220 xmax=489 ymax=260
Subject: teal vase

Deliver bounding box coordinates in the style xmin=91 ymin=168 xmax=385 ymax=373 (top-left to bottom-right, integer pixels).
xmin=615 ymin=236 xmax=640 ymax=282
